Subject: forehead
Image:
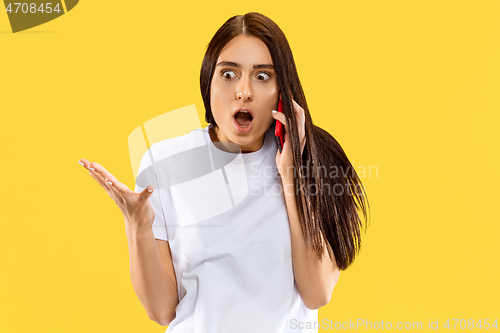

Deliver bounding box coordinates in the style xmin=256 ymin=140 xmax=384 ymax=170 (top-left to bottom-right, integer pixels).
xmin=217 ymin=35 xmax=273 ymax=66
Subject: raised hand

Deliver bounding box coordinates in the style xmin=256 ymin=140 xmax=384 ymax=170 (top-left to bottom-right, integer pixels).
xmin=271 ymin=96 xmax=306 ymax=181
xmin=78 ymin=159 xmax=155 ymax=229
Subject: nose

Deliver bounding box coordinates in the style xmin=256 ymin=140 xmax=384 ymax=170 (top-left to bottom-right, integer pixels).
xmin=235 ymin=76 xmax=252 ymax=101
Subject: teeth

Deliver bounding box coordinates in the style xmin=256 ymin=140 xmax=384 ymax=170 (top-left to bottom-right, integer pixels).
xmin=235 ymin=110 xmax=251 ymax=129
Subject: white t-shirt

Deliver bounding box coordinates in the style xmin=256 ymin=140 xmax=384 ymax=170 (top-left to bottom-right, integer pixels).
xmin=134 ymin=124 xmax=318 ymax=332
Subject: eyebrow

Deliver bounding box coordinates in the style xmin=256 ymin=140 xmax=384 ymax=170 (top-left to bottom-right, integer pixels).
xmin=216 ymin=61 xmax=274 ymax=70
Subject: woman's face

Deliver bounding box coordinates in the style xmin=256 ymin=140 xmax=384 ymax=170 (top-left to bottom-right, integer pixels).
xmin=210 ymin=34 xmax=279 ymax=153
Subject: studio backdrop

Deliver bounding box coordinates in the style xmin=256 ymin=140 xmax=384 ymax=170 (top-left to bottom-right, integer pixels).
xmin=1 ymin=1 xmax=499 ymax=332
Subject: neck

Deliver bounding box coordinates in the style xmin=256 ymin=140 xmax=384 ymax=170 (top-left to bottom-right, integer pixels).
xmin=210 ymin=125 xmax=265 ymax=154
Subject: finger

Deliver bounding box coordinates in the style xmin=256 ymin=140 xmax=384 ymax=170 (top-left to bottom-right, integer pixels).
xmin=291 ymin=99 xmax=305 ymax=121
xmin=90 ymin=171 xmax=126 ymax=206
xmin=283 ymin=131 xmax=290 ymax=150
xmin=86 ymin=164 xmax=126 ymax=204
xmin=78 ymin=158 xmax=92 ymax=169
xmin=104 ymin=173 xmax=132 ymax=200
xmin=273 ymin=108 xmax=306 ymax=155
xmin=88 ymin=161 xmax=114 ymax=186
xmin=272 ymin=111 xmax=289 ymax=132
xmin=87 ymin=165 xmax=108 ymax=189
xmin=88 ymin=170 xmax=109 ymax=191
xmin=290 ymin=100 xmax=306 ymax=152
xmin=89 ymin=162 xmax=127 ymax=201
xmin=291 ymin=100 xmax=306 ymax=133
xmin=139 ymin=185 xmax=155 ymax=202
xmin=79 ymin=159 xmax=106 ymax=184
xmin=80 ymin=159 xmax=108 ymax=189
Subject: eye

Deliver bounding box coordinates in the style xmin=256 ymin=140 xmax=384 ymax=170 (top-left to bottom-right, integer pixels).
xmin=256 ymin=72 xmax=272 ymax=81
xmin=221 ymin=69 xmax=237 ymax=80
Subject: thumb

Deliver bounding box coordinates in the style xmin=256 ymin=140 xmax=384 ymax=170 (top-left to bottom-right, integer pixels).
xmin=140 ymin=185 xmax=154 ymax=200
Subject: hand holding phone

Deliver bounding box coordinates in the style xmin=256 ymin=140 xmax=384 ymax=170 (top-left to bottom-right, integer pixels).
xmin=274 ymin=97 xmax=285 ymax=153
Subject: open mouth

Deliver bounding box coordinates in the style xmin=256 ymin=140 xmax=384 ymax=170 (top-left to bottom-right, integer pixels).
xmin=234 ymin=110 xmax=253 ymax=128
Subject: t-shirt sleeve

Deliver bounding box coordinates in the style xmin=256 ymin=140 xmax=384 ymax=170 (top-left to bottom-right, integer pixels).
xmin=133 ymin=144 xmax=169 ymax=241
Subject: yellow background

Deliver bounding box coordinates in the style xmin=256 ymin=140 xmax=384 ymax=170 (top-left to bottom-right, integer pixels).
xmin=1 ymin=0 xmax=499 ymax=332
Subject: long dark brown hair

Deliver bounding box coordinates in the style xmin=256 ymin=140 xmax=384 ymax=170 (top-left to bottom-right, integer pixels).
xmin=200 ymin=12 xmax=370 ymax=270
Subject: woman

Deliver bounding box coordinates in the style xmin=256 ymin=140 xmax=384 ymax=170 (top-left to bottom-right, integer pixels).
xmin=79 ymin=12 xmax=369 ymax=332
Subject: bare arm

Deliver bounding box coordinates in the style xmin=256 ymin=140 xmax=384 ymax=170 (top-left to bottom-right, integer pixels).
xmin=282 ymin=176 xmax=340 ymax=310
xmin=126 ymin=224 xmax=179 ymax=326
xmin=271 ymin=100 xmax=340 ymax=310
xmin=78 ymin=158 xmax=179 ymax=325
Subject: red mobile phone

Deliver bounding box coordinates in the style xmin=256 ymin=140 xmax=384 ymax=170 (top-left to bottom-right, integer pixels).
xmin=275 ymin=98 xmax=285 ymax=153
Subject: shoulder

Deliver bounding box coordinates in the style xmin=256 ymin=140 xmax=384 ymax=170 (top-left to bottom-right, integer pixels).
xmin=137 ymin=127 xmax=208 ymax=174
xmin=151 ymin=128 xmax=208 ymax=160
